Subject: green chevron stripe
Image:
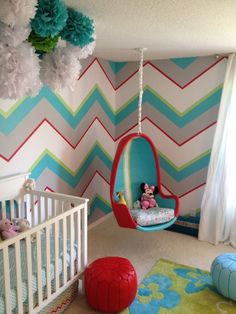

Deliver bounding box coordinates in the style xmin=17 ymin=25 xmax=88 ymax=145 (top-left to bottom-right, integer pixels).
xmin=0 ymin=84 xmax=222 ymax=134
xmin=29 ymin=143 xmax=112 ymax=186
xmin=0 ymin=97 xmax=27 ymax=118
xmin=0 ymin=85 xmax=115 ymax=134
xmin=28 ymin=144 xmax=210 ymax=187
xmin=89 ymin=194 xmax=111 ymax=218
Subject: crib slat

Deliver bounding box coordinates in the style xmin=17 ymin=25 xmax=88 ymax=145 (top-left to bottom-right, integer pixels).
xmin=54 ymin=220 xmax=60 ymax=291
xmin=26 ymin=235 xmax=33 ymax=313
xmin=53 ymin=199 xmax=57 ymax=217
xmin=45 ymin=225 xmax=52 ymax=298
xmin=25 ymin=194 xmax=31 ymax=223
xmin=15 ymin=240 xmax=24 ymax=314
xmin=36 ymin=231 xmax=43 ymax=305
xmin=45 ymin=197 xmax=49 ymax=220
xmin=63 ymin=217 xmax=67 ymax=285
xmin=3 ymin=247 xmax=11 ymax=314
xmin=82 ymin=204 xmax=88 ymax=267
xmin=70 ymin=214 xmax=74 ymax=279
xmin=31 ymin=194 xmax=35 ymax=227
xmin=76 ymin=210 xmax=81 ymax=272
xmin=10 ymin=199 xmax=15 ymax=219
xmin=59 ymin=200 xmax=64 ymax=214
xmin=38 ymin=196 xmax=42 ymax=223
xmin=2 ymin=201 xmax=6 ymax=219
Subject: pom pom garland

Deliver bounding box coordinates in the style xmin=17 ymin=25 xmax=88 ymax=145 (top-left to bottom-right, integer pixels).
xmin=0 ymin=0 xmax=37 ymax=27
xmin=0 ymin=0 xmax=95 ymax=99
xmin=0 ymin=22 xmax=31 ymax=47
xmin=40 ymin=47 xmax=81 ymax=91
xmin=31 ymin=0 xmax=68 ymax=37
xmin=28 ymin=31 xmax=59 ymax=53
xmin=60 ymin=8 xmax=95 ymax=47
xmin=0 ymin=42 xmax=42 ymax=99
xmin=67 ymin=36 xmax=96 ymax=60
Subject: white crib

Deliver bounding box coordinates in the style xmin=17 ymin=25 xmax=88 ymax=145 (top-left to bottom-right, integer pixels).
xmin=0 ymin=173 xmax=88 ymax=314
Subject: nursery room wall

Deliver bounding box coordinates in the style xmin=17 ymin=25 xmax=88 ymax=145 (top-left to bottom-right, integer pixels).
xmin=0 ymin=55 xmax=228 ymax=230
xmin=115 ymin=56 xmax=227 ymax=235
xmin=0 ymin=57 xmax=116 ymax=223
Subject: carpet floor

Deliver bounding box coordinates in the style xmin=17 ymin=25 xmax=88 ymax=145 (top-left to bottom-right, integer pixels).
xmin=65 ymin=214 xmax=236 ymax=314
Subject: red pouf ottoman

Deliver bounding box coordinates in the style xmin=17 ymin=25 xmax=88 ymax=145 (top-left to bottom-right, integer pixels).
xmin=85 ymin=256 xmax=137 ymax=313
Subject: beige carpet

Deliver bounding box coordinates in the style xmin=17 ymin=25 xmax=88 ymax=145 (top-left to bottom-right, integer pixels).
xmin=65 ymin=214 xmax=236 ymax=314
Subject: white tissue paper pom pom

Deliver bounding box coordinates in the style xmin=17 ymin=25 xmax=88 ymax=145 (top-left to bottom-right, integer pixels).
xmin=0 ymin=0 xmax=37 ymax=27
xmin=0 ymin=42 xmax=42 ymax=99
xmin=0 ymin=22 xmax=31 ymax=47
xmin=67 ymin=35 xmax=96 ymax=60
xmin=40 ymin=47 xmax=82 ymax=91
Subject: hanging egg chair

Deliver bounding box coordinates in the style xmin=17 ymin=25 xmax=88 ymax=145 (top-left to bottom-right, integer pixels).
xmin=110 ymin=49 xmax=179 ymax=232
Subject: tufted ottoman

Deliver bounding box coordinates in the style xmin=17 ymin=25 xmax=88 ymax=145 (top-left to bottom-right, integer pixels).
xmin=211 ymin=253 xmax=236 ymax=301
xmin=85 ymin=256 xmax=137 ymax=313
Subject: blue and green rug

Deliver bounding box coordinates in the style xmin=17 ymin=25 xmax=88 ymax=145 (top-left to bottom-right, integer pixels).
xmin=121 ymin=259 xmax=236 ymax=314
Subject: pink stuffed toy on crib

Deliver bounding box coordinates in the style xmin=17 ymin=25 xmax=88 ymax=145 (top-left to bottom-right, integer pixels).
xmin=0 ymin=219 xmax=19 ymax=240
xmin=140 ymin=183 xmax=159 ymax=209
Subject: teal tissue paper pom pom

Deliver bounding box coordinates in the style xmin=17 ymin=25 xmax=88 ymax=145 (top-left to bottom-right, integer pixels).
xmin=60 ymin=8 xmax=95 ymax=47
xmin=31 ymin=0 xmax=68 ymax=37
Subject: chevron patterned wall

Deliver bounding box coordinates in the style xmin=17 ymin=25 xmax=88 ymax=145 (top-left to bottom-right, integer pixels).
xmin=0 ymin=56 xmax=227 ymax=232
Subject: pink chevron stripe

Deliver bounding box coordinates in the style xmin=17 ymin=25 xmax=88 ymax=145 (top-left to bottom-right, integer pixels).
xmin=0 ymin=117 xmax=115 ymax=162
xmin=147 ymin=57 xmax=225 ymax=89
xmin=178 ymin=182 xmax=206 ymax=198
xmin=81 ymin=170 xmax=110 ymax=196
xmin=116 ymin=117 xmax=217 ymax=146
xmin=0 ymin=116 xmax=216 ymax=161
xmin=78 ymin=57 xmax=225 ymax=90
xmin=42 ymin=171 xmax=110 ymax=196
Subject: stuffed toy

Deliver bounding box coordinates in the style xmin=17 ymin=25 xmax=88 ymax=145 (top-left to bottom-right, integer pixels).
xmin=116 ymin=191 xmax=127 ymax=206
xmin=133 ymin=200 xmax=141 ymax=209
xmin=23 ymin=178 xmax=35 ymax=191
xmin=140 ymin=182 xmax=159 ymax=209
xmin=13 ymin=218 xmax=30 ymax=232
xmin=0 ymin=218 xmax=19 ymax=240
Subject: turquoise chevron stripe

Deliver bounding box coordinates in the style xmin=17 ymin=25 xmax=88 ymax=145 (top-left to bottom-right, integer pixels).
xmin=108 ymin=61 xmax=128 ymax=74
xmin=144 ymin=88 xmax=222 ymax=127
xmin=0 ymin=85 xmax=222 ymax=134
xmin=0 ymin=86 xmax=115 ymax=134
xmin=116 ymin=96 xmax=139 ymax=124
xmin=171 ymin=57 xmax=198 ymax=69
xmin=159 ymin=152 xmax=211 ymax=181
xmin=31 ymin=145 xmax=112 ymax=186
xmin=89 ymin=196 xmax=112 ymax=218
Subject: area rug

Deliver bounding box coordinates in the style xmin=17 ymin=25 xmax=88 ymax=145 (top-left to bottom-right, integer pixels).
xmin=121 ymin=259 xmax=236 ymax=314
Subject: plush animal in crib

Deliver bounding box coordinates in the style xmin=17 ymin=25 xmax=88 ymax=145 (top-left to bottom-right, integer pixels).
xmin=0 ymin=219 xmax=19 ymax=240
xmin=116 ymin=191 xmax=127 ymax=206
xmin=140 ymin=183 xmax=159 ymax=209
xmin=23 ymin=178 xmax=35 ymax=191
xmin=13 ymin=218 xmax=30 ymax=232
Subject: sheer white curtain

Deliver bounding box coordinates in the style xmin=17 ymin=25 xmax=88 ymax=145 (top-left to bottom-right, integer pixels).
xmin=199 ymin=53 xmax=236 ymax=248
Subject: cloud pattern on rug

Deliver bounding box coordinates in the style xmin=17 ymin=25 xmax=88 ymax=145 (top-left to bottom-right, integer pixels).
xmin=129 ymin=274 xmax=180 ymax=313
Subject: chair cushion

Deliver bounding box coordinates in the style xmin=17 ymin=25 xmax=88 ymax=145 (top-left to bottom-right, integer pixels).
xmin=130 ymin=207 xmax=175 ymax=226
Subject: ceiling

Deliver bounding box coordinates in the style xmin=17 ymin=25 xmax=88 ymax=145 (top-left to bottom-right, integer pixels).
xmin=64 ymin=0 xmax=236 ymax=61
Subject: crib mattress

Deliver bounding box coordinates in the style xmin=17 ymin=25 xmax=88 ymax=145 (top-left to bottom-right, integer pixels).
xmin=0 ymin=233 xmax=77 ymax=313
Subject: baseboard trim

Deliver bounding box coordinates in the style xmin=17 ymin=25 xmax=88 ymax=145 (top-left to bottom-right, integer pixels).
xmin=88 ymin=212 xmax=113 ymax=231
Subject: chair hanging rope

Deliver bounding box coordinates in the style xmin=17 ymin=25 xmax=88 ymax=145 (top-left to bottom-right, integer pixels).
xmin=138 ymin=48 xmax=144 ymax=134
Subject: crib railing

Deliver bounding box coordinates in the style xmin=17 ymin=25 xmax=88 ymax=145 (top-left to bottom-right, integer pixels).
xmin=0 ymin=190 xmax=88 ymax=314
